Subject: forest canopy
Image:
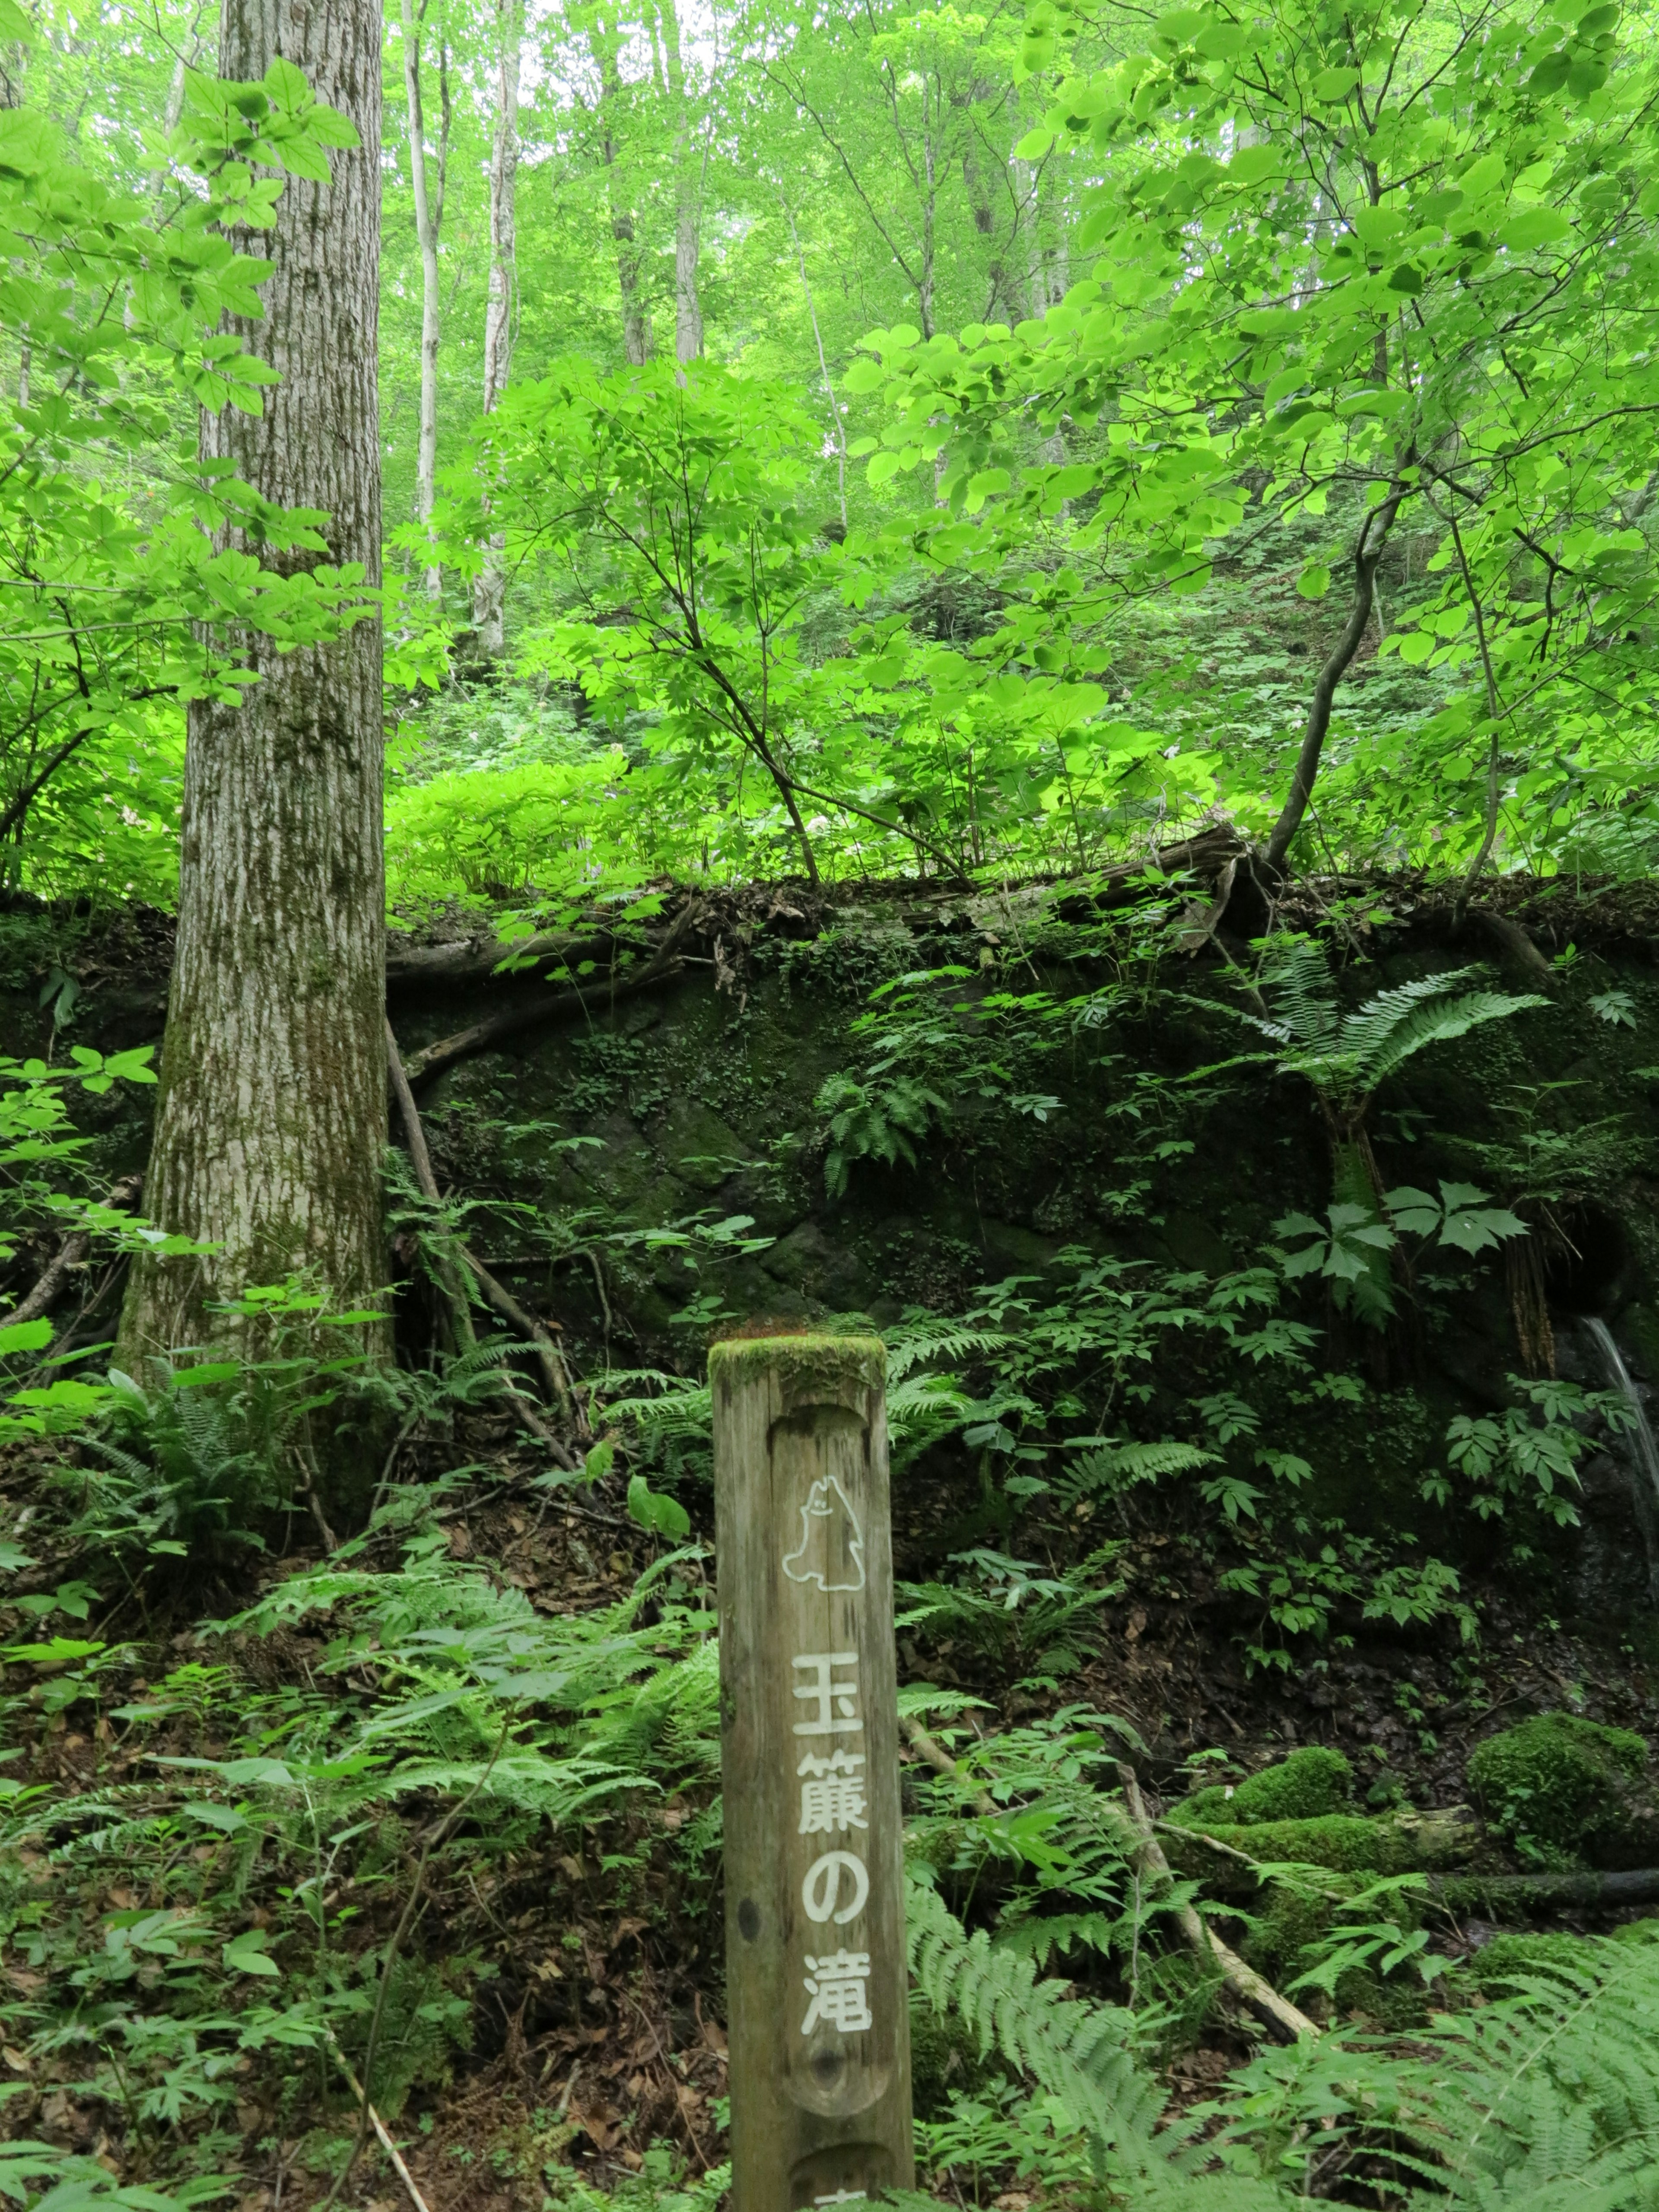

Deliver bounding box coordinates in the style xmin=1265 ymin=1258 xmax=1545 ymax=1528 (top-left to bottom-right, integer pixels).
xmin=2 ymin=0 xmax=1655 ymax=909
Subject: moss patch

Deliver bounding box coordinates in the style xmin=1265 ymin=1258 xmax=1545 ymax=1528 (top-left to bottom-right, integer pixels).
xmin=1467 ymin=1712 xmax=1649 ymax=1862
xmin=1166 ymin=1811 xmax=1468 ymax=1877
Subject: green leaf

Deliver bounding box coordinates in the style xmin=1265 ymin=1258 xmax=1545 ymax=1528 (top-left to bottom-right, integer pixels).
xmin=183 ymin=1802 xmax=248 ymax=1834
xmin=1496 ymin=206 xmax=1573 ymax=251
xmin=1296 ymin=563 xmax=1331 ymax=600
xmin=583 ymin=1438 xmax=616 ymax=1484
xmin=626 ymin=1474 xmax=690 ymax=1540
xmin=223 ymin=1931 xmax=281 ymax=1977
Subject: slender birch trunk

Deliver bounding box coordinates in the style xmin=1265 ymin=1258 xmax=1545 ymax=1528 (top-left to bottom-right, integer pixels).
xmin=401 ymin=0 xmax=448 ymax=599
xmin=121 ymin=0 xmax=389 ymax=1387
xmin=783 ymin=201 xmax=845 ymax=526
xmin=590 ymin=15 xmax=651 ymax=364
xmin=657 ymin=0 xmax=702 ymax=368
xmin=472 ymin=0 xmax=520 ymax=655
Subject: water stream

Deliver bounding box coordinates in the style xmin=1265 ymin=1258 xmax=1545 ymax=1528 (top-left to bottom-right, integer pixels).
xmin=1583 ymin=1315 xmax=1659 ymax=1604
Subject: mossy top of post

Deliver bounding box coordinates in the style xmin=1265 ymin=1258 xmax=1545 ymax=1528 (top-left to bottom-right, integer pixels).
xmin=709 ymin=1330 xmax=886 ymax=1398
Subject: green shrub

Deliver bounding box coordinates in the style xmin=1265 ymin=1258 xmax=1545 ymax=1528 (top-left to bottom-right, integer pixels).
xmin=1467 ymin=1712 xmax=1649 ymax=1862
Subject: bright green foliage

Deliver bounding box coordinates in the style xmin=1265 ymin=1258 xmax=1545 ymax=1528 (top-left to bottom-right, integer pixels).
xmin=816 ymin=1068 xmax=947 ymax=1198
xmin=1224 ymin=937 xmax=1544 ymax=1320
xmin=861 ymin=0 xmax=1659 ymax=878
xmin=0 ymin=48 xmax=367 ymax=902
xmin=1437 ymin=1373 xmax=1622 ymax=1524
xmin=1468 ymin=1711 xmax=1650 ymax=1862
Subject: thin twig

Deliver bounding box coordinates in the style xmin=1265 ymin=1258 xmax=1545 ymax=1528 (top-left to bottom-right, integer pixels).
xmin=324 ymin=2035 xmax=434 ymax=2212
xmin=319 ymin=1720 xmax=512 ymax=2211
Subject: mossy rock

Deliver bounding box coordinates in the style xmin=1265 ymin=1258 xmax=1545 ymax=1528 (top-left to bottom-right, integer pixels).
xmin=1467 ymin=1712 xmax=1649 ymax=1862
xmin=909 ymin=1996 xmax=994 ymax=2119
xmin=1168 ymin=1747 xmax=1354 ymax=1831
xmin=1232 ymin=1747 xmax=1355 ymax=1824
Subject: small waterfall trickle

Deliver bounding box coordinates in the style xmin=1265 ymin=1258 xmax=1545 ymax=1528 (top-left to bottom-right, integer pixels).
xmin=1583 ymin=1316 xmax=1659 ymax=1605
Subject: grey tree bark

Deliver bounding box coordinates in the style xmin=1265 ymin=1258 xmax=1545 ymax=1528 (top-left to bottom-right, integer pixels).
xmin=657 ymin=0 xmax=702 ymax=368
xmin=589 ymin=16 xmax=652 ymax=364
xmin=401 ymin=0 xmax=450 ymax=600
xmin=472 ymin=0 xmax=519 ymax=655
xmin=121 ymin=0 xmax=389 ymax=1372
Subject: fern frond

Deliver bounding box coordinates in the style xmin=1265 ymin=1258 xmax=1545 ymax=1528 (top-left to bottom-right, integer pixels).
xmin=907 ymin=1881 xmax=1167 ymax=2160
xmin=1341 ymin=977 xmax=1545 ymax=1096
xmin=1257 ymin=936 xmax=1342 ymax=1057
xmin=992 ymin=1910 xmax=1120 ymax=1971
xmin=884 ymin=1321 xmax=1012 ymax=1382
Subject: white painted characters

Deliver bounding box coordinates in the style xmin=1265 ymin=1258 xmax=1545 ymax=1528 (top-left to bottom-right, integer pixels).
xmin=791 ymin=1651 xmax=862 ymax=1735
xmin=797 ymin=1748 xmax=868 ymax=1835
xmin=782 ymin=1475 xmax=867 ymax=1593
xmin=801 ymin=1950 xmax=873 ymax=2034
xmin=800 ymin=1849 xmax=869 ymax=1926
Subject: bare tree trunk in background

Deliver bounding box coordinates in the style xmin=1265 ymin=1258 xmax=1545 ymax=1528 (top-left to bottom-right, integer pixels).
xmin=402 ymin=0 xmax=450 ymax=599
xmin=590 ymin=16 xmax=651 ymax=364
xmin=783 ymin=200 xmax=845 ymax=526
xmin=657 ymin=0 xmax=702 ymax=369
xmin=962 ymin=107 xmax=1018 ymax=327
xmin=121 ymin=0 xmax=389 ymax=1394
xmin=472 ymin=0 xmax=519 ymax=655
xmin=148 ymin=3 xmax=211 ymax=207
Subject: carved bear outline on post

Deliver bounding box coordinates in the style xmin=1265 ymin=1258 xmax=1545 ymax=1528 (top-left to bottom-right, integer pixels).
xmin=782 ymin=1474 xmax=867 ymax=1594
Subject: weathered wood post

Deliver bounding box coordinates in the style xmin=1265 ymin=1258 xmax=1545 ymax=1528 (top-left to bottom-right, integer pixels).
xmin=711 ymin=1332 xmax=914 ymax=2212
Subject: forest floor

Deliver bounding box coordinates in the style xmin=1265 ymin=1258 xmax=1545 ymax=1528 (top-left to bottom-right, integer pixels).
xmin=12 ymin=1400 xmax=1658 ymax=2212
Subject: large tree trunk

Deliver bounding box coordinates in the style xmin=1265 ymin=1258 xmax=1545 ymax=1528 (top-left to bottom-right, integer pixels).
xmin=121 ymin=0 xmax=388 ymax=1378
xmin=471 ymin=0 xmax=519 ymax=656
xmin=401 ymin=0 xmax=448 ymax=600
xmin=657 ymin=0 xmax=702 ymax=367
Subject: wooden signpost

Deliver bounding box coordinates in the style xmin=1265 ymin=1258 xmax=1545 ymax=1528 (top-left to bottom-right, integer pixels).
xmin=711 ymin=1332 xmax=914 ymax=2212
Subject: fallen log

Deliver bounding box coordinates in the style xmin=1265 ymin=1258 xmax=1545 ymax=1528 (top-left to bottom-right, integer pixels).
xmin=897 ymin=1722 xmax=1318 ymax=2044
xmin=1433 ymin=1867 xmax=1659 ymax=1911
xmin=1114 ymin=1765 xmax=1321 ymax=2043
xmin=404 ymin=902 xmax=702 ymax=1090
xmin=386 ymin=929 xmax=616 ymax=992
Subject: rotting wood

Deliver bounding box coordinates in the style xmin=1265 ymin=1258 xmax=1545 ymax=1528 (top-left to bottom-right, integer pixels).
xmin=385 ymin=929 xmax=615 ymax=992
xmin=1434 ymin=1866 xmax=1659 ymax=1909
xmin=1114 ymin=1765 xmax=1321 ymax=2044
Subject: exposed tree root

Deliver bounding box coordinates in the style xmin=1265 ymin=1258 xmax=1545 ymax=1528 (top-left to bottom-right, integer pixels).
xmin=0 ymin=1173 xmax=141 ymax=1330
xmin=386 ymin=1018 xmax=578 ymax=1470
